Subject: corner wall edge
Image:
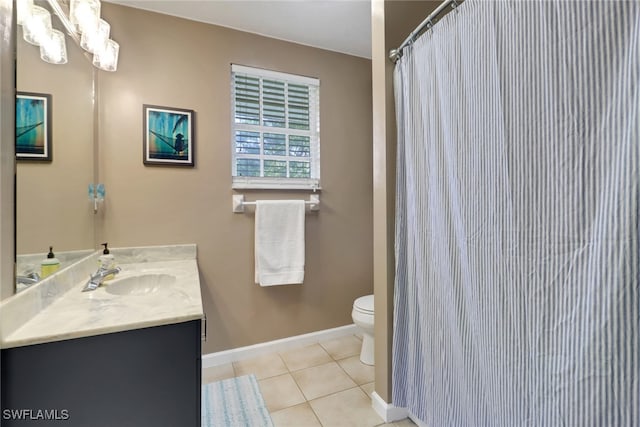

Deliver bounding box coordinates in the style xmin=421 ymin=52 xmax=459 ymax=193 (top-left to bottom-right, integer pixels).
xmin=371 ymin=391 xmax=408 ymax=423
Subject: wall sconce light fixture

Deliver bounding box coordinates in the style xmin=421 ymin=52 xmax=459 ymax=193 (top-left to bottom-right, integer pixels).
xmin=17 ymin=0 xmax=119 ymax=72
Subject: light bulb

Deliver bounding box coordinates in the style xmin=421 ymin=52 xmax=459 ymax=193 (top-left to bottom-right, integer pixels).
xmin=40 ymin=29 xmax=68 ymax=64
xmin=70 ymin=0 xmax=101 ymax=34
xmin=81 ymin=19 xmax=110 ymax=53
xmin=93 ymin=39 xmax=119 ymax=72
xmin=23 ymin=5 xmax=52 ymax=46
xmin=17 ymin=0 xmax=35 ymax=26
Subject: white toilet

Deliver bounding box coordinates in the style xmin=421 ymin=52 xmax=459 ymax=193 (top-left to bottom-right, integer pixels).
xmin=352 ymin=294 xmax=374 ymax=366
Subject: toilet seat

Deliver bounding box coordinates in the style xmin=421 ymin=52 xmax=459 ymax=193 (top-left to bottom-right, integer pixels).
xmin=353 ymin=295 xmax=374 ymax=314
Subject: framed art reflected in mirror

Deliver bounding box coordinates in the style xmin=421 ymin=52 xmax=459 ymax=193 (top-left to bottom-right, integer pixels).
xmin=16 ymin=92 xmax=52 ymax=162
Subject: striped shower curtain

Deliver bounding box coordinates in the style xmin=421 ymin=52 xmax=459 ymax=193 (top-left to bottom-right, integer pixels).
xmin=392 ymin=1 xmax=639 ymax=426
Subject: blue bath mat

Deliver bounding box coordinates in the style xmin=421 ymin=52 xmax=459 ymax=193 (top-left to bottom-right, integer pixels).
xmin=202 ymin=374 xmax=273 ymax=427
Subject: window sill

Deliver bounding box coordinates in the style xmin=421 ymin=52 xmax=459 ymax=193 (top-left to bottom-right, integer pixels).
xmin=232 ymin=177 xmax=321 ymax=191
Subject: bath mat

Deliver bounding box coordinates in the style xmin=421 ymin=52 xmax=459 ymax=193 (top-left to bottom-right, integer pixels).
xmin=202 ymin=374 xmax=274 ymax=427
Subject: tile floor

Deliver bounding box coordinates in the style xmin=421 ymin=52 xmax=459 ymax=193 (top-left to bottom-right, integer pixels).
xmin=202 ymin=334 xmax=417 ymax=427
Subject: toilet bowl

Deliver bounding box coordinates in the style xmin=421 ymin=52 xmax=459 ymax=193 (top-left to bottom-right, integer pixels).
xmin=352 ymin=294 xmax=374 ymax=366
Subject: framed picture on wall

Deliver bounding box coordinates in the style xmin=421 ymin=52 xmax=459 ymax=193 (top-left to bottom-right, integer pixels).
xmin=16 ymin=92 xmax=52 ymax=161
xmin=143 ymin=104 xmax=195 ymax=166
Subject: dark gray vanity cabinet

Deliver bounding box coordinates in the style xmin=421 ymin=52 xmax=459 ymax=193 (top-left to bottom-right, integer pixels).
xmin=1 ymin=319 xmax=201 ymax=427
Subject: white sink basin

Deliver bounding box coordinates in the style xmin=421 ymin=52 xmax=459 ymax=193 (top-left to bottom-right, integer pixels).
xmin=104 ymin=274 xmax=177 ymax=296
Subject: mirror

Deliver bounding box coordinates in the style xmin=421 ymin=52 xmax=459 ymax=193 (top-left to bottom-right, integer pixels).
xmin=15 ymin=0 xmax=96 ymax=291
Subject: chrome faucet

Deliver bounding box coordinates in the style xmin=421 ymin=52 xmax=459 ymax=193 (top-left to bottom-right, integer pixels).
xmin=82 ymin=267 xmax=121 ymax=292
xmin=16 ymin=271 xmax=41 ymax=285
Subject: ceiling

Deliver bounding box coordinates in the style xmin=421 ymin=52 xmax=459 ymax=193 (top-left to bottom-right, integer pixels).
xmin=105 ymin=0 xmax=372 ymax=59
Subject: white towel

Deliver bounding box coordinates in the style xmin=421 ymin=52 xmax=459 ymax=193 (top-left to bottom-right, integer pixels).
xmin=255 ymin=200 xmax=306 ymax=286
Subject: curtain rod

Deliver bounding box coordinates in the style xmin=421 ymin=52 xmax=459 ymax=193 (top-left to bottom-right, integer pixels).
xmin=389 ymin=0 xmax=460 ymax=63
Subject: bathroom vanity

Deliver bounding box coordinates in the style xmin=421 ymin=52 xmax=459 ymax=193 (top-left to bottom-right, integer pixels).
xmin=0 ymin=245 xmax=204 ymax=427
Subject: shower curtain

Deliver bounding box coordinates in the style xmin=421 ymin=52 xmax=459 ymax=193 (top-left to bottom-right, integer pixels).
xmin=392 ymin=1 xmax=639 ymax=426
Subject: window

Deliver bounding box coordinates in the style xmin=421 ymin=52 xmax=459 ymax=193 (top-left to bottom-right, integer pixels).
xmin=231 ymin=65 xmax=320 ymax=190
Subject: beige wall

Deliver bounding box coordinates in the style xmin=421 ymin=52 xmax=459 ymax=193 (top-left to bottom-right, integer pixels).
xmin=372 ymin=0 xmax=446 ymax=403
xmin=98 ymin=3 xmax=373 ymax=353
xmin=15 ymin=35 xmax=95 ymax=255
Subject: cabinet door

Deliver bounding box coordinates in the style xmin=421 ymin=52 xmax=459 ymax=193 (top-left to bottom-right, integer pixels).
xmin=1 ymin=320 xmax=202 ymax=427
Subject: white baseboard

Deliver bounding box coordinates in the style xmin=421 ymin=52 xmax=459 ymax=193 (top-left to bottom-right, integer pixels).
xmin=202 ymin=324 xmax=358 ymax=368
xmin=408 ymin=412 xmax=429 ymax=427
xmin=371 ymin=391 xmax=408 ymax=423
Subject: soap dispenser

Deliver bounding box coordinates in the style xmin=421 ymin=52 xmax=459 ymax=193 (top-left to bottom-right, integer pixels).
xmin=98 ymin=243 xmax=117 ymax=280
xmin=41 ymin=246 xmax=60 ymax=278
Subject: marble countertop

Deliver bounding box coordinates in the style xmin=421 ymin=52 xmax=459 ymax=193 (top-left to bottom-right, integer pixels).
xmin=1 ymin=245 xmax=204 ymax=349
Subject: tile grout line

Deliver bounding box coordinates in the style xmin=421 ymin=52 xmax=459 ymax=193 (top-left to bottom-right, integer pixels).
xmin=258 ymin=346 xmax=326 ymax=424
xmin=272 ymin=343 xmax=344 ymax=427
xmin=306 ymin=400 xmax=325 ymax=427
xmin=229 ymin=335 xmax=373 ymax=426
xmin=280 ymin=337 xmax=365 ymax=427
xmin=307 ymin=385 xmax=379 ymax=427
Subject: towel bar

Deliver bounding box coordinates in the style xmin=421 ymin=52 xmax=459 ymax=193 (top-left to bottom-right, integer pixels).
xmin=232 ymin=194 xmax=320 ymax=213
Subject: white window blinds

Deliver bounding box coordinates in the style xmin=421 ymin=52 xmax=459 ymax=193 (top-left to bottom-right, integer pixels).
xmin=231 ymin=64 xmax=320 ymax=190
